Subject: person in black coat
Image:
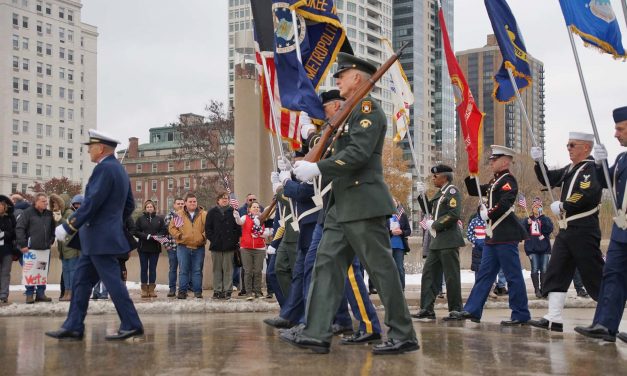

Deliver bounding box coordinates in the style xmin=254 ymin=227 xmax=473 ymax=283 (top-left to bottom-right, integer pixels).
xmin=133 ymin=200 xmax=165 ymax=298
xmin=387 ymin=198 xmax=411 ymax=291
xmin=0 ymin=195 xmax=16 ymax=304
xmin=205 ymin=191 xmax=242 ymax=300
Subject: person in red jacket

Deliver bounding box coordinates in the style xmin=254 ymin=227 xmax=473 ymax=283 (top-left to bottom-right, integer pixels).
xmin=235 ymin=202 xmax=265 ymax=300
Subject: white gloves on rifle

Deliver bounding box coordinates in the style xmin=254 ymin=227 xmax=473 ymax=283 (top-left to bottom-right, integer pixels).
xmin=279 ymin=170 xmax=292 ymax=185
xmin=293 ymin=160 xmax=321 ymax=182
xmin=415 ymin=182 xmax=426 ymax=195
xmin=550 ymin=201 xmax=563 ymax=216
xmin=271 ymin=172 xmax=280 ymax=185
xmin=277 ymin=157 xmax=292 ymax=172
xmin=530 ymin=146 xmax=543 ymax=162
xmin=593 ymin=144 xmax=608 ymax=163
xmin=55 ymin=225 xmax=69 ymax=242
xmin=479 ymin=204 xmax=489 ymax=221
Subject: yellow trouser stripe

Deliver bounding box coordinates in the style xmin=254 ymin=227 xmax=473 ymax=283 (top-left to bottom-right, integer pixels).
xmin=347 ymin=265 xmax=373 ymax=333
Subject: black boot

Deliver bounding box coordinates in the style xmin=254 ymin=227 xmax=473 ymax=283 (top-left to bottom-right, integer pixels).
xmin=539 ymin=271 xmax=546 ymax=298
xmin=531 ymin=272 xmax=541 ymax=298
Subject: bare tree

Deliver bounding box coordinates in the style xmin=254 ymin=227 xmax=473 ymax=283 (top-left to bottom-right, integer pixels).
xmin=383 ymin=140 xmax=412 ymax=208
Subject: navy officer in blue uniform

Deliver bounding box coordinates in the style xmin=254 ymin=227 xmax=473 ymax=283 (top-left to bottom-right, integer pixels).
xmin=46 ymin=129 xmax=143 ymax=341
xmin=449 ymin=145 xmax=529 ymax=325
xmin=575 ymin=106 xmax=627 ymax=344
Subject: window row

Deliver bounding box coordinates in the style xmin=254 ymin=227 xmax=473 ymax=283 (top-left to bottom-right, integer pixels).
xmin=12 ymin=0 xmax=75 ymax=22
xmin=134 ymin=160 xmax=207 ymax=174
xmin=11 ymin=119 xmax=78 ymax=142
xmin=12 ymin=35 xmax=83 ymax=64
xmin=11 ymin=162 xmax=74 ymax=179
xmin=11 ymin=141 xmax=77 ymax=161
xmin=135 ymin=178 xmax=191 ymax=193
xmin=12 ymin=98 xmax=77 ymax=121
xmin=12 ymin=57 xmax=84 ymax=84
xmin=12 ymin=77 xmax=78 ymax=102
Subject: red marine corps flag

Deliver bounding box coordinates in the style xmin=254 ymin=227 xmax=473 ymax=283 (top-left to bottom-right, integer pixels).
xmin=438 ymin=8 xmax=484 ymax=175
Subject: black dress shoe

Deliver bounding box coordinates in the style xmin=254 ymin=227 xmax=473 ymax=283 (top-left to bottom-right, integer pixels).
xmin=411 ymin=309 xmax=436 ymax=321
xmin=263 ymin=316 xmax=294 ymax=329
xmin=444 ymin=310 xmax=480 ymax=323
xmin=618 ymin=332 xmax=627 ymax=343
xmin=45 ymin=328 xmax=83 ymax=341
xmin=501 ymin=319 xmax=528 ymax=326
xmin=105 ymin=328 xmax=144 ymax=340
xmin=372 ymin=338 xmax=420 ymax=355
xmin=332 ymin=323 xmax=354 ymax=336
xmin=574 ymin=324 xmax=616 ymax=342
xmin=528 ymin=318 xmax=563 ymax=332
xmin=279 ymin=331 xmax=330 ymax=354
xmin=341 ymin=331 xmax=382 ymax=345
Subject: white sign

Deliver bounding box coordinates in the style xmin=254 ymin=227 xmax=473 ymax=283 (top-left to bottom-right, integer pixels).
xmin=21 ymin=249 xmax=50 ymax=286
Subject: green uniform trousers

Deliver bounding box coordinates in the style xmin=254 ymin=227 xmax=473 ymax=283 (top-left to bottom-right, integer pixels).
xmin=274 ymin=240 xmax=298 ymax=298
xmin=303 ymin=206 xmax=416 ymax=342
xmin=420 ymin=247 xmax=462 ymax=312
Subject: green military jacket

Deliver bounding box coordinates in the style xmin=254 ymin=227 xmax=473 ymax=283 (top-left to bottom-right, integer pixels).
xmin=317 ymin=95 xmax=395 ymax=222
xmin=419 ymin=183 xmax=465 ymax=250
xmin=276 ymin=187 xmax=298 ymax=243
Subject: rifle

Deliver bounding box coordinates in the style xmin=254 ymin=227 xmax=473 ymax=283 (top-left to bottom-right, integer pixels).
xmin=304 ymin=42 xmax=410 ymax=163
xmin=258 ymin=196 xmax=277 ymax=223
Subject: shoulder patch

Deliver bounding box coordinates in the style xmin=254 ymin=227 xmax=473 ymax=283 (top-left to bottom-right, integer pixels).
xmin=360 ymin=119 xmax=372 ymax=128
xmin=449 ymin=197 xmax=457 ymax=208
xmin=501 ymin=182 xmax=512 ymax=191
xmin=361 ymin=101 xmax=372 ymax=114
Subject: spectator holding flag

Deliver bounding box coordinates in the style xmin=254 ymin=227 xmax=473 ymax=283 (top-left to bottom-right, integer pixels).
xmin=387 ymin=198 xmax=411 ymax=290
xmin=163 ymin=197 xmax=185 ymax=297
xmin=521 ymin=198 xmax=553 ymax=298
xmin=205 ymin=191 xmax=241 ymax=300
xmin=133 ymin=200 xmax=166 ymax=298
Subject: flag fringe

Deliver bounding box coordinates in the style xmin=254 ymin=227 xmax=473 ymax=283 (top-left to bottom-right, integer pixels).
xmin=491 ymin=61 xmax=532 ymax=104
xmin=569 ymin=25 xmax=627 ymax=61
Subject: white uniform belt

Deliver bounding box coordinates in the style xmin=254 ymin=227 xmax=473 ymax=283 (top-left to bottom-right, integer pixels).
xmin=559 ymin=206 xmax=599 ymax=229
xmin=486 ymin=206 xmax=514 ymax=238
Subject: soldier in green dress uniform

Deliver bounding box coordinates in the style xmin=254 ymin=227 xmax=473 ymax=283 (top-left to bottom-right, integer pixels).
xmin=283 ymin=53 xmax=419 ymax=355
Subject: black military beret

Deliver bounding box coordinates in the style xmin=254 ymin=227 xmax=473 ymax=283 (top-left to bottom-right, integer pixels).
xmin=319 ymin=90 xmax=345 ymax=105
xmin=333 ymin=52 xmax=378 ymax=78
xmin=613 ymin=106 xmax=627 ymax=123
xmin=431 ymin=164 xmax=453 ymax=174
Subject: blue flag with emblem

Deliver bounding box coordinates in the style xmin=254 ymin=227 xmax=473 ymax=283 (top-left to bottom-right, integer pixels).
xmin=559 ymin=0 xmax=626 ymax=59
xmin=272 ymin=0 xmax=347 ymax=123
xmin=484 ymin=0 xmax=532 ymax=103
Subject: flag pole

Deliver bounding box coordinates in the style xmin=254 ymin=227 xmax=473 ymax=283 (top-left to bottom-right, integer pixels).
xmin=260 ymin=53 xmax=286 ymax=162
xmin=564 ymin=27 xmax=619 ymax=215
xmin=505 ymin=68 xmax=557 ymax=204
xmin=621 ymin=0 xmax=627 ymax=30
xmin=405 ymin=130 xmax=432 ymax=219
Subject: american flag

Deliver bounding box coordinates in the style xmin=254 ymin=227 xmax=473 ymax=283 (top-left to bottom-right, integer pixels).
xmin=223 ymin=176 xmax=239 ymax=209
xmin=419 ymin=216 xmax=428 ymax=230
xmin=517 ymin=193 xmax=527 ymax=209
xmin=152 ymin=235 xmax=169 ymax=245
xmin=394 ymin=204 xmax=405 ymax=221
xmin=172 ymin=215 xmax=184 ymax=228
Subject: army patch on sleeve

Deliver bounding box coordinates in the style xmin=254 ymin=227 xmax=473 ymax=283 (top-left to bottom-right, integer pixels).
xmin=360 ymin=119 xmax=372 ymax=128
xmin=501 ymin=183 xmax=512 ymax=191
xmin=449 ymin=198 xmax=457 ymax=208
xmin=361 ymin=101 xmax=372 ymax=114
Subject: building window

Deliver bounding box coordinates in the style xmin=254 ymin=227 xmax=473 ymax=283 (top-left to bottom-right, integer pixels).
xmin=68 ymin=50 xmax=73 ymax=63
xmin=12 ymin=35 xmax=19 ymax=49
xmin=22 ymin=163 xmax=29 ymax=175
xmin=37 ymin=82 xmax=43 ymax=95
xmin=45 ymin=144 xmax=51 ymax=157
xmin=67 ymin=9 xmax=73 ymax=22
xmin=68 ymin=109 xmax=73 ymax=120
xmin=36 ymin=62 xmax=43 ymax=75
xmin=22 ymin=37 xmax=29 ymax=50
xmin=12 ymin=13 xmax=18 ymax=27
xmin=152 ymin=180 xmax=157 ymax=192
xmin=59 ymin=126 xmax=65 ymax=139
xmin=22 ymin=79 xmax=29 ymax=91
xmin=68 ymin=128 xmax=73 ymax=142
xmin=13 ymin=98 xmax=20 ymax=113
xmin=45 ymin=43 xmax=51 ymax=56
xmin=36 ymin=164 xmax=42 ymax=177
xmin=37 ymin=41 xmax=43 ymax=55
xmin=184 ymin=160 xmax=191 ymax=170
xmin=13 ymin=77 xmax=19 ymax=91
xmin=36 ymin=20 xmax=42 ymax=34
xmin=22 ymin=16 xmax=29 ymax=28
xmin=59 ymin=67 xmax=65 ymax=79
xmin=22 ymin=142 xmax=29 ymax=155
xmin=168 ymin=161 xmax=174 ymax=172
xmin=68 ymin=30 xmax=73 ymax=42
xmin=13 ymin=56 xmax=20 ymax=70
xmin=22 ymin=58 xmax=29 ymax=70
xmin=36 ymin=144 xmax=42 ymax=158
xmin=37 ymin=123 xmax=43 ymax=137
xmin=136 ymin=164 xmax=142 ymax=173
xmin=58 ymin=147 xmax=64 ymax=158
xmin=22 ymin=100 xmax=29 ymax=112
xmin=12 ymin=141 xmax=19 ymax=156
xmin=13 ymin=119 xmax=20 ymax=134
xmin=22 ymin=121 xmax=29 ymax=133
xmin=168 ymin=179 xmax=174 ymax=190
xmin=45 ymin=165 xmax=51 ymax=177
xmin=152 ymin=163 xmax=157 ymax=173
xmin=45 ymin=104 xmax=52 ymax=116
xmin=59 ymin=47 xmax=65 ymax=59
xmin=59 ymin=107 xmax=65 ymax=120
xmin=184 ymin=178 xmax=190 ymax=189
xmin=59 ymin=27 xmax=65 ymax=41
xmin=36 ymin=0 xmax=42 ymax=12
xmin=45 ymin=23 xmax=51 ymax=35
xmin=68 ymin=70 xmax=73 ymax=82
xmin=46 ymin=84 xmax=52 ymax=96
xmin=45 ymin=2 xmax=51 ymax=15
xmin=45 ymin=64 xmax=51 ymax=76
xmin=12 ymin=162 xmax=18 ymax=174
xmin=59 ymin=7 xmax=64 ymax=18
xmin=37 ymin=102 xmax=43 ymax=114
xmin=58 ymin=167 xmax=64 ymax=177
xmin=59 ymin=87 xmax=65 ymax=98
xmin=67 ymin=148 xmax=73 ymax=160
xmin=68 ymin=89 xmax=74 ymax=102
xmin=136 ymin=181 xmax=142 ymax=192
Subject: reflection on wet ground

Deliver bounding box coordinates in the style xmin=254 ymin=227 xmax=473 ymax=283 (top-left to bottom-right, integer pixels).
xmin=1 ymin=309 xmax=625 ymax=375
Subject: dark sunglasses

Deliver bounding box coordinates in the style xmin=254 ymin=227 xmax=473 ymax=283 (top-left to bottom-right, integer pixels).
xmin=566 ymin=143 xmax=583 ymax=149
xmin=248 ymin=198 xmax=257 ymax=202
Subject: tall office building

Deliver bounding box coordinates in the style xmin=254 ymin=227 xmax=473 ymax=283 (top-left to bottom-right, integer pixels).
xmin=227 ymin=0 xmax=395 ymax=128
xmin=1 ymin=0 xmax=97 ymax=194
xmin=456 ymin=34 xmax=546 ymax=154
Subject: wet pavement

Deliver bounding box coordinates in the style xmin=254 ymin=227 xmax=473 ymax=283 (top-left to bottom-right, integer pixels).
xmin=1 ymin=308 xmax=625 ymax=375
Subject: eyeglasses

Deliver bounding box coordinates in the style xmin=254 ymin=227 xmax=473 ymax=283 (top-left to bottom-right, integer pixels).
xmin=248 ymin=198 xmax=257 ymax=202
xmin=566 ymin=143 xmax=583 ymax=149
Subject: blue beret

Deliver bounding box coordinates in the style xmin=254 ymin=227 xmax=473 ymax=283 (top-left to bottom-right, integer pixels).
xmin=614 ymin=106 xmax=627 ymax=123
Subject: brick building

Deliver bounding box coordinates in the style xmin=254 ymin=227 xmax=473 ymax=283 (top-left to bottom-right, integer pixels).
xmin=117 ymin=113 xmax=233 ymax=213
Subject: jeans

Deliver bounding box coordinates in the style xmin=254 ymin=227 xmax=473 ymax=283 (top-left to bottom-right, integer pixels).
xmin=529 ymin=253 xmax=550 ymax=274
xmin=392 ymin=248 xmax=406 ymax=290
xmin=177 ymin=245 xmax=205 ymax=294
xmin=167 ymin=249 xmax=178 ymax=290
xmin=62 ymin=257 xmax=79 ymax=290
xmin=139 ymin=252 xmax=160 ymax=284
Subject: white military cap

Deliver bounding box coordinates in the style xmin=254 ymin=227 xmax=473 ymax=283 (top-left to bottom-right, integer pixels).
xmin=488 ymin=145 xmax=516 ymax=160
xmin=568 ymin=132 xmax=594 ymax=142
xmin=83 ymin=129 xmax=121 ymax=147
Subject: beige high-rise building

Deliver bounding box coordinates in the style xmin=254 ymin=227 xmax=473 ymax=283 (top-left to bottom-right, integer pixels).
xmin=0 ymin=0 xmax=97 ymax=194
xmin=456 ymin=34 xmax=546 ymax=154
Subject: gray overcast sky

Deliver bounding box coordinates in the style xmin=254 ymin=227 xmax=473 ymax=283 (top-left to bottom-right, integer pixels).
xmin=82 ymin=0 xmax=627 ymax=165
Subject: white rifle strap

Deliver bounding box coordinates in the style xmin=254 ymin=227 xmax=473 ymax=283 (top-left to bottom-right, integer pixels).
xmin=559 ymin=162 xmax=590 ymax=229
xmin=485 ymin=173 xmax=510 ymax=237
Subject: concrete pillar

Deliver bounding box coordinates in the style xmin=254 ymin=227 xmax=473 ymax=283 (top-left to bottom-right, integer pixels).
xmin=233 ymin=77 xmax=274 ymax=206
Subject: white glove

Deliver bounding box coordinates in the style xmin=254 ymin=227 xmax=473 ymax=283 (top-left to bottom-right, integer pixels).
xmin=271 ymin=171 xmax=280 ymax=185
xmin=253 ymin=217 xmax=260 ymax=226
xmin=55 ymin=225 xmax=69 ymax=242
xmin=0 ymin=231 xmax=4 ymax=240
xmin=479 ymin=204 xmax=489 ymax=221
xmin=293 ymin=160 xmax=321 ymax=182
xmin=530 ymin=146 xmax=543 ymax=162
xmin=277 ymin=157 xmax=292 ymax=172
xmin=272 ymin=182 xmax=282 ymax=194
xmin=415 ymin=182 xmax=426 ymax=195
xmin=267 ymin=245 xmax=276 ymax=255
xmin=299 ymin=112 xmax=315 ymax=140
xmin=550 ymin=201 xmax=563 ymax=216
xmin=279 ymin=170 xmax=292 ymax=185
xmin=593 ymin=144 xmax=608 ymax=162
xmin=147 ymin=234 xmax=151 ymax=240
